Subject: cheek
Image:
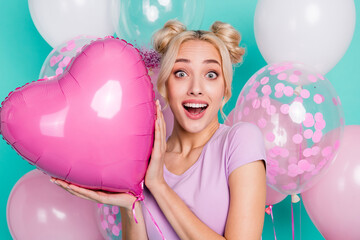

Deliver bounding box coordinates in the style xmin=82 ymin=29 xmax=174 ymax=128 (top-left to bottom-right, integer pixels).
xmin=166 ymin=80 xmax=182 ymax=103
xmin=207 ymin=82 xmax=225 ymax=103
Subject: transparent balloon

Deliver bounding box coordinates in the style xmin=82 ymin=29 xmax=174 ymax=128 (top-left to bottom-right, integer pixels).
xmin=39 ymin=35 xmax=97 ymax=79
xmin=112 ymin=0 xmax=205 ymax=48
xmin=96 ymin=204 xmax=122 ymax=240
xmin=233 ymin=62 xmax=344 ymax=195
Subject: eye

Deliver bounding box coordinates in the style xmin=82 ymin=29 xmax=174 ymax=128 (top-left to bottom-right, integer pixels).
xmin=206 ymin=71 xmax=218 ymax=79
xmin=174 ymin=70 xmax=188 ymax=78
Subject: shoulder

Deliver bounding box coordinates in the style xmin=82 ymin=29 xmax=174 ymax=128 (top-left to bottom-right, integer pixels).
xmin=222 ymin=122 xmax=267 ymax=176
xmin=221 ymin=121 xmax=264 ymax=146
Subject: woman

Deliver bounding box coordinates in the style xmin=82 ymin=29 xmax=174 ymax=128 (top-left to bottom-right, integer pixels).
xmin=52 ymin=20 xmax=267 ymax=240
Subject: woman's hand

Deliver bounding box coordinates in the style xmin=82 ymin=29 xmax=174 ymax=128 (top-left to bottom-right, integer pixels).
xmin=144 ymin=99 xmax=167 ymax=190
xmin=50 ymin=177 xmax=137 ymax=210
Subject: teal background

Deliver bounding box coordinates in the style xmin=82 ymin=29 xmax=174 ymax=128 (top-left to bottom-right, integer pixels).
xmin=0 ymin=0 xmax=359 ymax=239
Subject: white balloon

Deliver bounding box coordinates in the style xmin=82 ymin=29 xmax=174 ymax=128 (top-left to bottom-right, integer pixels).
xmin=28 ymin=0 xmax=115 ymax=48
xmin=254 ymin=0 xmax=355 ymax=75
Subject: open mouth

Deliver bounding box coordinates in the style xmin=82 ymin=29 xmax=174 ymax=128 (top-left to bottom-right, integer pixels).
xmin=183 ymin=103 xmax=208 ymax=115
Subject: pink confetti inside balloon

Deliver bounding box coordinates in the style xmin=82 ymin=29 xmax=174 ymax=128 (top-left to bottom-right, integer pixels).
xmin=233 ymin=62 xmax=344 ymax=194
xmin=96 ymin=204 xmax=122 ymax=240
xmin=40 ymin=35 xmax=98 ymax=79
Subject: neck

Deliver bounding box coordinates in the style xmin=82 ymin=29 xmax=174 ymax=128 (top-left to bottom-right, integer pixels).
xmin=167 ymin=118 xmax=220 ymax=155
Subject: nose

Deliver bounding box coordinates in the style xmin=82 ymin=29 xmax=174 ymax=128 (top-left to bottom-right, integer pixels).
xmin=187 ymin=77 xmax=203 ymax=96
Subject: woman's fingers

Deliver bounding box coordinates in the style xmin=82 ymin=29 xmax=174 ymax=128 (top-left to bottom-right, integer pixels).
xmin=153 ymin=100 xmax=162 ymax=156
xmin=51 ymin=178 xmax=94 ymax=201
xmin=52 ymin=178 xmax=109 ymax=204
xmin=156 ymin=100 xmax=166 ymax=153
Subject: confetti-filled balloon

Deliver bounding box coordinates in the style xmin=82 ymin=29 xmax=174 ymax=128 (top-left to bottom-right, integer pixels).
xmin=96 ymin=204 xmax=122 ymax=240
xmin=233 ymin=62 xmax=344 ymax=195
xmin=39 ymin=36 xmax=97 ymax=79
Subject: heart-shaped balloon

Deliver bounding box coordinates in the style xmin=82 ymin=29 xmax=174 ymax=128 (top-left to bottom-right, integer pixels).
xmin=0 ymin=37 xmax=156 ymax=196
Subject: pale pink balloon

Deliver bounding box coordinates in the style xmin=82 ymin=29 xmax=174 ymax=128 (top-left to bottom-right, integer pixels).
xmin=7 ymin=170 xmax=103 ymax=240
xmin=302 ymin=126 xmax=360 ymax=240
xmin=224 ymin=109 xmax=235 ymax=126
xmin=0 ymin=38 xmax=155 ymax=196
xmin=266 ymin=185 xmax=287 ymax=206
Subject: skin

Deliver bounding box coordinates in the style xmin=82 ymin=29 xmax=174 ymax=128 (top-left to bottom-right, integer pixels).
xmin=52 ymin=40 xmax=266 ymax=240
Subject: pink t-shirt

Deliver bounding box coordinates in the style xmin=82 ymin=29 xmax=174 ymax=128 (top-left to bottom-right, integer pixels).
xmin=141 ymin=122 xmax=267 ymax=239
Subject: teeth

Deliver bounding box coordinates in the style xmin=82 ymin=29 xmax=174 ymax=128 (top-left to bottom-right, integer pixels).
xmin=183 ymin=103 xmax=208 ymax=108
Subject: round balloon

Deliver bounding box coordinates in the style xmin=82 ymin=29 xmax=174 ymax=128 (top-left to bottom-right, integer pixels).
xmin=301 ymin=125 xmax=360 ymax=240
xmin=266 ymin=185 xmax=287 ymax=206
xmin=28 ymin=0 xmax=115 ymax=48
xmin=0 ymin=37 xmax=155 ymax=196
xmin=7 ymin=170 xmax=102 ymax=240
xmin=40 ymin=35 xmax=97 ymax=79
xmin=254 ymin=0 xmax=355 ymax=75
xmin=112 ymin=0 xmax=205 ymax=48
xmin=233 ymin=62 xmax=344 ymax=195
xmin=96 ymin=204 xmax=122 ymax=240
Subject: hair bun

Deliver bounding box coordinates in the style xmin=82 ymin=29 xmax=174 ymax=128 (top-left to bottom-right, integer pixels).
xmin=210 ymin=21 xmax=245 ymax=64
xmin=152 ymin=20 xmax=187 ymax=55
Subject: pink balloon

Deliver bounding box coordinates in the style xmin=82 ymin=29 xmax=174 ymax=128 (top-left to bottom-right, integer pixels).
xmin=0 ymin=38 xmax=155 ymax=196
xmin=266 ymin=185 xmax=287 ymax=206
xmin=7 ymin=170 xmax=103 ymax=240
xmin=233 ymin=62 xmax=344 ymax=195
xmin=301 ymin=125 xmax=360 ymax=240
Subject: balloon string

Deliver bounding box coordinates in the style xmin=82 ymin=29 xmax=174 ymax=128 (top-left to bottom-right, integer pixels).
xmin=269 ymin=205 xmax=277 ymax=240
xmin=291 ymin=201 xmax=294 ymax=240
xmin=128 ymin=183 xmax=166 ymax=240
xmin=300 ymin=198 xmax=302 ymax=240
xmin=142 ymin=198 xmax=166 ymax=240
xmin=131 ymin=193 xmax=144 ymax=224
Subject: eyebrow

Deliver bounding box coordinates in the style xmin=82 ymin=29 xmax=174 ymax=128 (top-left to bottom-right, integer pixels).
xmin=203 ymin=59 xmax=220 ymax=65
xmin=175 ymin=58 xmax=220 ymax=65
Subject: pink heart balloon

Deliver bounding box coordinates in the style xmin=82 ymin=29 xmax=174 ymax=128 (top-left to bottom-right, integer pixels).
xmin=0 ymin=37 xmax=156 ymax=196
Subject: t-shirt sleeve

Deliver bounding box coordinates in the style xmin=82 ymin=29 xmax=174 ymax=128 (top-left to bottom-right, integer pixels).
xmin=226 ymin=122 xmax=267 ymax=177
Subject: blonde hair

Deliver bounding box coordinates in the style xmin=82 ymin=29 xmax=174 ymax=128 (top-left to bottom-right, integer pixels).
xmin=152 ymin=20 xmax=245 ymax=119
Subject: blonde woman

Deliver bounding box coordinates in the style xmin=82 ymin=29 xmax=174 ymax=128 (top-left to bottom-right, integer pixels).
xmin=53 ymin=20 xmax=267 ymax=240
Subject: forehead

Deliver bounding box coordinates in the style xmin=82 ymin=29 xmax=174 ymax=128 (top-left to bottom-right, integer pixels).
xmin=176 ymin=40 xmax=221 ymax=62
